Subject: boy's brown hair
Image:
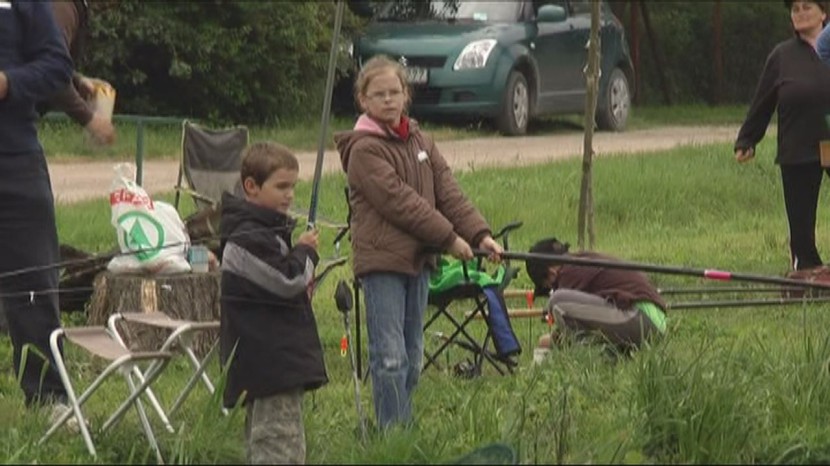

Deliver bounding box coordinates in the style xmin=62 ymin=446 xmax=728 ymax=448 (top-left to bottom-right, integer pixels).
xmin=240 ymin=141 xmax=299 ymax=189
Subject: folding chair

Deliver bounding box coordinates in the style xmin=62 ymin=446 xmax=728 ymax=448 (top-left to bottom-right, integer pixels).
xmin=173 ymin=119 xmax=249 ymax=212
xmin=107 ymin=311 xmax=222 ymax=434
xmin=38 ymin=326 xmax=173 ymax=463
xmin=422 ymin=221 xmax=525 ymax=378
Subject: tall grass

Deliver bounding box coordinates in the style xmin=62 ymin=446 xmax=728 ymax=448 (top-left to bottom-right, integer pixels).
xmin=7 ymin=135 xmax=830 ymax=463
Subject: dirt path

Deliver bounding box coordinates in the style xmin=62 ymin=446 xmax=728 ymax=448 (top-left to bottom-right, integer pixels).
xmin=50 ymin=125 xmax=739 ymax=205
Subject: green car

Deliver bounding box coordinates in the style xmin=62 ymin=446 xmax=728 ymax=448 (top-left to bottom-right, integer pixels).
xmin=353 ymin=1 xmax=634 ymax=135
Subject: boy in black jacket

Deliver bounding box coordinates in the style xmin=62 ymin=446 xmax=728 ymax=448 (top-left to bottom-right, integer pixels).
xmin=219 ymin=142 xmax=327 ymax=464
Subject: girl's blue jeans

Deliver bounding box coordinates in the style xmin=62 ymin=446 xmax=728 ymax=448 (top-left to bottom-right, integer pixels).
xmin=361 ymin=270 xmax=430 ymax=430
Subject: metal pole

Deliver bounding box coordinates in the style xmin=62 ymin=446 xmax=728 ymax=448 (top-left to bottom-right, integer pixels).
xmin=478 ymin=249 xmax=830 ymax=292
xmin=308 ymin=0 xmax=346 ymax=230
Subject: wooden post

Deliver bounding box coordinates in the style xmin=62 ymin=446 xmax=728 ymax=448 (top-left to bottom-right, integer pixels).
xmin=578 ymin=0 xmax=601 ymax=251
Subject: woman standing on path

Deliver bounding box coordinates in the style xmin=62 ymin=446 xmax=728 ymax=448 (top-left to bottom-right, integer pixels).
xmin=734 ymin=0 xmax=830 ymax=275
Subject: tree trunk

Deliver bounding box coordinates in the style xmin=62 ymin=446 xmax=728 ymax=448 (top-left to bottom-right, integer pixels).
xmin=87 ymin=271 xmax=221 ymax=357
xmin=578 ymin=0 xmax=602 ymax=251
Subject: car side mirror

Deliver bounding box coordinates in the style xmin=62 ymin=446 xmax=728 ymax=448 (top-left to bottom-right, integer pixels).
xmin=537 ymin=5 xmax=567 ymax=23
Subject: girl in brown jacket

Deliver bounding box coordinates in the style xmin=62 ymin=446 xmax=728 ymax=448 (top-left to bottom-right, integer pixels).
xmin=334 ymin=55 xmax=502 ymax=431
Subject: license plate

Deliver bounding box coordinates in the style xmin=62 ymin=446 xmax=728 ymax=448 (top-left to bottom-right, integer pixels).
xmin=405 ymin=67 xmax=428 ymax=85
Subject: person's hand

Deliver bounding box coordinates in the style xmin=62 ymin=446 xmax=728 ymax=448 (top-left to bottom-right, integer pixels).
xmin=76 ymin=74 xmax=96 ymax=99
xmin=735 ymin=147 xmax=755 ymax=163
xmin=85 ymin=113 xmax=117 ymax=146
xmin=297 ymin=228 xmax=320 ymax=250
xmin=207 ymin=250 xmax=220 ymax=271
xmin=478 ymin=235 xmax=503 ymax=263
xmin=0 ymin=71 xmax=7 ymax=100
xmin=447 ymin=236 xmax=473 ymax=261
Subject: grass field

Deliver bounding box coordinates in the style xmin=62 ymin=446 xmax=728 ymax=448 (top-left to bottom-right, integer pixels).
xmin=7 ymin=112 xmax=830 ymax=464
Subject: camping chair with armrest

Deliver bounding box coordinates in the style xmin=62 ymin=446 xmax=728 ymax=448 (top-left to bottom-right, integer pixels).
xmin=422 ymin=221 xmax=525 ymax=378
xmin=173 ymin=120 xmax=249 ymax=257
xmin=173 ymin=119 xmax=249 ymax=213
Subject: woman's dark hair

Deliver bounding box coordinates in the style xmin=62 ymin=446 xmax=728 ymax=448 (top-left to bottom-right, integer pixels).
xmin=784 ymin=1 xmax=829 ymax=27
xmin=784 ymin=0 xmax=828 ymax=13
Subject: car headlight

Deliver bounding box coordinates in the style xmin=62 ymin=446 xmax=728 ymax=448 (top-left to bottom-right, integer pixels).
xmin=453 ymin=39 xmax=497 ymax=71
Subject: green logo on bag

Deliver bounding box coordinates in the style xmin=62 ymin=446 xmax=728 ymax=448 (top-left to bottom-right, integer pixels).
xmin=116 ymin=212 xmax=165 ymax=261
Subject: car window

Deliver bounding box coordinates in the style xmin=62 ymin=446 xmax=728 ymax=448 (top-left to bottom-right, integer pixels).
xmin=376 ymin=1 xmax=520 ymax=23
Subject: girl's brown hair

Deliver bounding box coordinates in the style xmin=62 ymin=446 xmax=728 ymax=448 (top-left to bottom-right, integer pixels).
xmin=353 ymin=55 xmax=412 ymax=111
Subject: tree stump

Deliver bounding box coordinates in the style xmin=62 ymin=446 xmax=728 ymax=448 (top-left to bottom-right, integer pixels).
xmin=87 ymin=271 xmax=221 ymax=357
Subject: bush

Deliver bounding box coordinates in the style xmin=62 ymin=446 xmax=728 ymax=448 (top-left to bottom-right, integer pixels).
xmin=82 ymin=1 xmax=366 ymax=124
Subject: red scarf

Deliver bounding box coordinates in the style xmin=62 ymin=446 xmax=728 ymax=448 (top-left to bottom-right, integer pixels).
xmin=390 ymin=116 xmax=410 ymax=140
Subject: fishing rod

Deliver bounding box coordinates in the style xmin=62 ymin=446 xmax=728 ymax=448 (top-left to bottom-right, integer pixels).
xmin=667 ymin=295 xmax=830 ymax=310
xmin=307 ymin=0 xmax=346 ymax=230
xmin=475 ymin=249 xmax=830 ymax=292
xmin=0 ymin=217 xmax=347 ymax=282
xmin=0 ymin=238 xmax=351 ymax=302
xmin=657 ymin=286 xmax=790 ymax=295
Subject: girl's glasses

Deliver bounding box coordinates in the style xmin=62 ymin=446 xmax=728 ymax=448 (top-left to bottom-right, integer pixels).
xmin=367 ymin=89 xmax=404 ymax=100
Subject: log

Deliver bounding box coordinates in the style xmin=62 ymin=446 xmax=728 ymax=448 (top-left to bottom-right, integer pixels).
xmin=87 ymin=271 xmax=221 ymax=357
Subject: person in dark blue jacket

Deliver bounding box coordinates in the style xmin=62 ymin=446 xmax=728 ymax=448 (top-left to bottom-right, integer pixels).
xmin=819 ymin=17 xmax=830 ymax=63
xmin=0 ymin=1 xmax=73 ymax=411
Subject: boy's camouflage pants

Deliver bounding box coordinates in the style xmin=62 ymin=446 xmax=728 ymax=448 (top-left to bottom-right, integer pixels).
xmin=245 ymin=390 xmax=305 ymax=464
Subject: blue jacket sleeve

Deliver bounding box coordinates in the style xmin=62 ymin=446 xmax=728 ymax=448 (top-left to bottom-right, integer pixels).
xmin=3 ymin=2 xmax=73 ymax=105
xmin=819 ymin=23 xmax=830 ymax=65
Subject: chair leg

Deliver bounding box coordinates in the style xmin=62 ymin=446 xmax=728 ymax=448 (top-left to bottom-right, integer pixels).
xmin=38 ymin=330 xmax=98 ymax=458
xmin=125 ymin=371 xmax=165 ymax=464
xmin=127 ymin=363 xmax=175 ymax=433
xmin=107 ymin=316 xmax=174 ymax=433
xmin=169 ymin=339 xmax=223 ymax=417
xmin=101 ymin=357 xmax=170 ymax=433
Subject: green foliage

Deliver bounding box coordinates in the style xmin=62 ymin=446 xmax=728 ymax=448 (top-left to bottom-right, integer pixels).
xmin=619 ymin=1 xmax=792 ymax=105
xmin=83 ymin=1 xmax=367 ymax=125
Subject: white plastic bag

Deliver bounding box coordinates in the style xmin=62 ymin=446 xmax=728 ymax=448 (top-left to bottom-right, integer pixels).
xmin=107 ymin=163 xmax=191 ymax=274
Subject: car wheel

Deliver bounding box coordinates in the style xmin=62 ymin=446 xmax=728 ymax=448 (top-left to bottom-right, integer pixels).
xmin=596 ymin=67 xmax=630 ymax=132
xmin=496 ymin=71 xmax=529 ymax=136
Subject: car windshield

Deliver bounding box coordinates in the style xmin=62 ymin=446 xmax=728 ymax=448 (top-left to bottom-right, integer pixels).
xmin=376 ymin=1 xmax=520 ymax=23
